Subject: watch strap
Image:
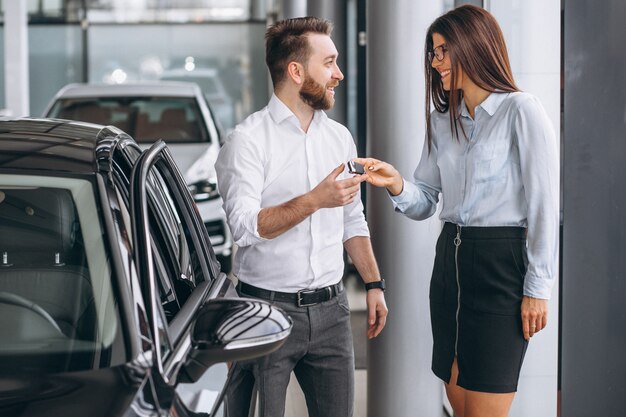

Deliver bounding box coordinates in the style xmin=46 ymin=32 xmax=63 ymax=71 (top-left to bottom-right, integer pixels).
xmin=365 ymin=279 xmax=386 ymax=291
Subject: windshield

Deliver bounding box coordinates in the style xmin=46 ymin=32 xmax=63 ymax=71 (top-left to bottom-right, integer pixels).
xmin=49 ymin=96 xmax=211 ymax=144
xmin=0 ymin=174 xmax=124 ymax=374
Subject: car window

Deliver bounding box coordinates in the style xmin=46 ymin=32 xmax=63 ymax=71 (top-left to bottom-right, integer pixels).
xmin=110 ymin=139 xmax=213 ymax=323
xmin=145 ymin=165 xmax=211 ymax=322
xmin=128 ymin=141 xmax=221 ymax=374
xmin=0 ymin=174 xmax=124 ymax=373
xmin=49 ymin=96 xmax=211 ymax=144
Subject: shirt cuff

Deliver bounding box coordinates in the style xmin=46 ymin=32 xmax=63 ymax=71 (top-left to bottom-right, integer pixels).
xmin=389 ymin=179 xmax=415 ymax=212
xmin=523 ymin=273 xmax=554 ymax=299
xmin=343 ymin=223 xmax=370 ymax=242
xmin=234 ymin=208 xmax=270 ymax=247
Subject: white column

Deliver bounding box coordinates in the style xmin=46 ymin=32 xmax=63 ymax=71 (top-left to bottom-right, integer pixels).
xmin=489 ymin=1 xmax=561 ymax=416
xmin=4 ymin=0 xmax=30 ymax=116
xmin=366 ymin=1 xmax=445 ymax=416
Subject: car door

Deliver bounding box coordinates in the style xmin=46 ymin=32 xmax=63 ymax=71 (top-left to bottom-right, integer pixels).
xmin=128 ymin=139 xmax=293 ymax=417
xmin=129 ymin=140 xmax=233 ymax=413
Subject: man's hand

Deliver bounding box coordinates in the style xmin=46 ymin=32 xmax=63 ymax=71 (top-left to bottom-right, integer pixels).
xmin=366 ymin=289 xmax=388 ymax=339
xmin=521 ymin=295 xmax=548 ymax=340
xmin=309 ymin=164 xmax=365 ymax=209
xmin=258 ymin=164 xmax=364 ymax=239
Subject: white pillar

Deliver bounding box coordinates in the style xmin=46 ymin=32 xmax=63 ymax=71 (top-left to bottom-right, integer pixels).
xmin=366 ymin=1 xmax=445 ymax=416
xmin=489 ymin=1 xmax=561 ymax=416
xmin=4 ymin=0 xmax=30 ymax=116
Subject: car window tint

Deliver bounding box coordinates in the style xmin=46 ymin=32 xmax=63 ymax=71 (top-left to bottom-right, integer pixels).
xmin=0 ymin=175 xmax=124 ymax=373
xmin=111 ymin=171 xmax=172 ymax=360
xmin=145 ymin=166 xmax=208 ymax=322
xmin=49 ymin=97 xmax=211 ymax=144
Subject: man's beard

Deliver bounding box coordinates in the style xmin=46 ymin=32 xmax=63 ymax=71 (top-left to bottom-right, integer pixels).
xmin=299 ymin=73 xmax=336 ymax=110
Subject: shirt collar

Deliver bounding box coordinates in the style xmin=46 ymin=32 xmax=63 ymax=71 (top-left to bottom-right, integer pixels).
xmin=460 ymin=91 xmax=509 ymax=118
xmin=268 ymin=94 xmax=294 ymax=124
xmin=268 ymin=93 xmax=327 ymax=127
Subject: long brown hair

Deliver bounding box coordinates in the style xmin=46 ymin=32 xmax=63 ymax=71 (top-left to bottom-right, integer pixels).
xmin=265 ymin=17 xmax=333 ymax=88
xmin=424 ymin=5 xmax=519 ymax=150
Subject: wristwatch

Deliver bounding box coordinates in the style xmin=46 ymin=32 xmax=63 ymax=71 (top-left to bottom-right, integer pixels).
xmin=365 ymin=279 xmax=386 ymax=292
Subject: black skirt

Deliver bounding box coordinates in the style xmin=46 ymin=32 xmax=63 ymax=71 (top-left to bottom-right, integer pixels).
xmin=430 ymin=222 xmax=529 ymax=393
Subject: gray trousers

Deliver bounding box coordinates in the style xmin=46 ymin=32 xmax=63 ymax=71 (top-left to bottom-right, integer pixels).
xmin=225 ymin=290 xmax=355 ymax=417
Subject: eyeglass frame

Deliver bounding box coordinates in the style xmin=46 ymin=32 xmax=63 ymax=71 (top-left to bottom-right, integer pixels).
xmin=427 ymin=44 xmax=448 ymax=64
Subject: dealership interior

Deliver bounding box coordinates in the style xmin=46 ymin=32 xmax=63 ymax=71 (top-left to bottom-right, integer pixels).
xmin=1 ymin=0 xmax=624 ymax=416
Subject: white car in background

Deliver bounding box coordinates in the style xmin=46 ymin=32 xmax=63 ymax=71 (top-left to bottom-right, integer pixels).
xmin=44 ymin=82 xmax=233 ymax=271
xmin=159 ymin=68 xmax=236 ymax=130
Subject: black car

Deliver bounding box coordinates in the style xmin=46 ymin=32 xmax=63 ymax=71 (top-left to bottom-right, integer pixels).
xmin=0 ymin=118 xmax=291 ymax=416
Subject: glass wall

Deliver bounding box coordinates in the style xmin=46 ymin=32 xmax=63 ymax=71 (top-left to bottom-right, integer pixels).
xmin=1 ymin=1 xmax=269 ymax=130
xmin=86 ymin=0 xmax=251 ymax=23
xmin=88 ymin=22 xmax=268 ymax=131
xmin=29 ymin=25 xmax=83 ymax=116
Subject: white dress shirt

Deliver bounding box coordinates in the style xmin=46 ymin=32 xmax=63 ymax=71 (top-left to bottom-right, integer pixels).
xmin=391 ymin=92 xmax=559 ymax=299
xmin=215 ymin=94 xmax=370 ymax=292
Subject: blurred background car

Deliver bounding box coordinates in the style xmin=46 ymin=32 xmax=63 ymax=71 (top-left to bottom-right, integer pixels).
xmin=43 ymin=81 xmax=233 ymax=272
xmin=159 ymin=67 xmax=236 ymax=131
xmin=0 ymin=117 xmax=291 ymax=416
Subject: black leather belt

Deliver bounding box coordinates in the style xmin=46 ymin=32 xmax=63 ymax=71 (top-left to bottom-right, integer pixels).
xmin=237 ymin=280 xmax=344 ymax=307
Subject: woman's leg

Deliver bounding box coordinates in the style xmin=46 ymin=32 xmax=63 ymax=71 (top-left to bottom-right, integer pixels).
xmin=464 ymin=390 xmax=515 ymax=417
xmin=444 ymin=357 xmax=466 ymax=417
xmin=445 ymin=357 xmax=515 ymax=417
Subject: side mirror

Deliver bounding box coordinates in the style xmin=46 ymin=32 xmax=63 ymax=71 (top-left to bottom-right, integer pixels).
xmin=180 ymin=298 xmax=292 ymax=383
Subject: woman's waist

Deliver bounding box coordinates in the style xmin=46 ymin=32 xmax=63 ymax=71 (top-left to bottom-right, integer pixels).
xmin=442 ymin=221 xmax=527 ymax=239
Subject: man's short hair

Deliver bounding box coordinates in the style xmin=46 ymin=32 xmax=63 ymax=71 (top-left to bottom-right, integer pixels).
xmin=265 ymin=16 xmax=333 ymax=87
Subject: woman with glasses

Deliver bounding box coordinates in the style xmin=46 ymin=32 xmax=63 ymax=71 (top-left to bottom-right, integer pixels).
xmin=355 ymin=5 xmax=558 ymax=417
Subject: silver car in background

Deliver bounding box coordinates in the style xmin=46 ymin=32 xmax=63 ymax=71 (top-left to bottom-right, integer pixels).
xmin=44 ymin=82 xmax=233 ymax=271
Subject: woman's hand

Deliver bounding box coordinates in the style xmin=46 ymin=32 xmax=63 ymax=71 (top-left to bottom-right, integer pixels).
xmin=521 ymin=296 xmax=548 ymax=340
xmin=353 ymin=157 xmax=404 ymax=196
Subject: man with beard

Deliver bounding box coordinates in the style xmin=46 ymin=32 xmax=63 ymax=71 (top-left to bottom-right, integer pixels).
xmin=215 ymin=16 xmax=388 ymax=417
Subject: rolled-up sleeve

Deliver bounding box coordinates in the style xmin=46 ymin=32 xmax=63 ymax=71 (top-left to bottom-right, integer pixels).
xmin=343 ymin=195 xmax=370 ymax=241
xmin=215 ymin=130 xmax=269 ymax=247
xmin=515 ymin=96 xmax=560 ymax=299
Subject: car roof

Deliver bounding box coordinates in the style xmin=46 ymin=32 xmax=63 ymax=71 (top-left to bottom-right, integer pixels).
xmin=0 ymin=117 xmax=127 ymax=174
xmin=53 ymin=82 xmax=202 ymax=99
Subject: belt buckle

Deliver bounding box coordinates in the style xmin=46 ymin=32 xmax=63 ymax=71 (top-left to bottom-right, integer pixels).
xmin=297 ymin=288 xmax=318 ymax=307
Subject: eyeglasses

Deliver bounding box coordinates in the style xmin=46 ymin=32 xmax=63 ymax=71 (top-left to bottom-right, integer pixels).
xmin=427 ymin=44 xmax=448 ymax=63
